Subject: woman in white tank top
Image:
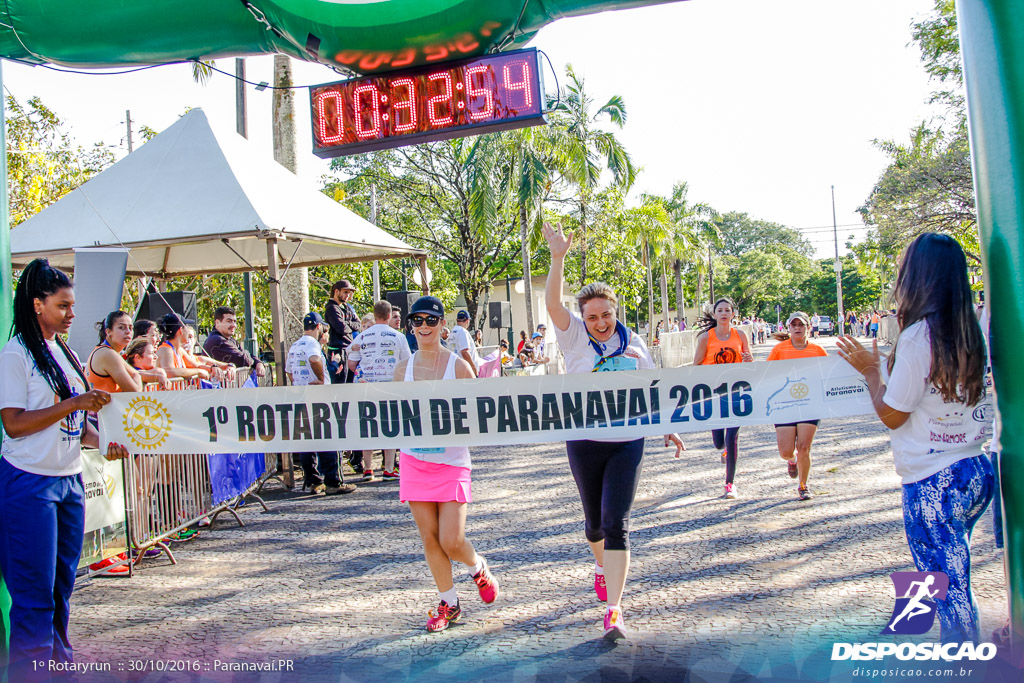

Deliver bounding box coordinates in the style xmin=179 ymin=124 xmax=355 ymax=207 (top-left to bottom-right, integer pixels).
xmin=393 ymin=296 xmax=501 ymax=633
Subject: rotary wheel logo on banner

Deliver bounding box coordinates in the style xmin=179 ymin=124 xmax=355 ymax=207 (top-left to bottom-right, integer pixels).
xmin=122 ymin=396 xmax=173 ymax=450
xmin=789 ymin=382 xmax=809 ymax=399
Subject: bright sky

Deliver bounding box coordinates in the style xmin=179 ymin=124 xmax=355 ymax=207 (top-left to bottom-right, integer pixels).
xmin=3 ymin=0 xmax=937 ymax=258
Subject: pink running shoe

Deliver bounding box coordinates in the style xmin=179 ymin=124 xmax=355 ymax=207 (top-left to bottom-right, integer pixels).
xmin=426 ymin=600 xmax=462 ymax=632
xmin=594 ymin=573 xmax=607 ymax=602
xmin=603 ymin=605 xmax=628 ymax=640
xmin=724 ymin=483 xmax=737 ymax=499
xmin=472 ymin=557 xmax=500 ymax=604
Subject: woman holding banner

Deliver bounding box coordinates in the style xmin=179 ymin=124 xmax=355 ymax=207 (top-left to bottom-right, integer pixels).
xmin=837 ymin=233 xmax=994 ymax=642
xmin=0 ymin=259 xmax=129 ymax=679
xmin=393 ymin=295 xmax=501 ymax=633
xmin=767 ymin=312 xmax=827 ymax=501
xmin=543 ymin=222 xmax=684 ymax=641
xmin=693 ymin=298 xmax=753 ymax=499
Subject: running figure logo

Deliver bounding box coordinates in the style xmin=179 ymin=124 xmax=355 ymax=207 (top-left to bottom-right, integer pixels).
xmin=882 ymin=571 xmax=948 ymax=635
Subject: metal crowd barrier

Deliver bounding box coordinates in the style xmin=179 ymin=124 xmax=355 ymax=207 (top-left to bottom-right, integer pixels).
xmin=123 ymin=367 xmax=275 ymax=569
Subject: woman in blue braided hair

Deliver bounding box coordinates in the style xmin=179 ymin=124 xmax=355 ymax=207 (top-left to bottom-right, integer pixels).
xmin=543 ymin=221 xmax=684 ymax=641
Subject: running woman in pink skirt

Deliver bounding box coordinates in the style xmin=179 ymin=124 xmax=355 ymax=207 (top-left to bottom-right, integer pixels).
xmin=393 ymin=296 xmax=500 ymax=632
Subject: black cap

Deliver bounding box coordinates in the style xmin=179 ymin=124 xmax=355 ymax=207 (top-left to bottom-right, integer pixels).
xmin=409 ymin=296 xmax=445 ymax=318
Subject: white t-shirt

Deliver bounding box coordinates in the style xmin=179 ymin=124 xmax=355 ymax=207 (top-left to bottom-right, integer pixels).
xmin=882 ymin=320 xmax=992 ymax=484
xmin=348 ymin=323 xmax=411 ymax=383
xmin=286 ymin=335 xmax=328 ymax=387
xmin=555 ymin=313 xmax=654 ymax=375
xmin=450 ymin=325 xmax=479 ymax=367
xmin=0 ymin=337 xmax=88 ymax=476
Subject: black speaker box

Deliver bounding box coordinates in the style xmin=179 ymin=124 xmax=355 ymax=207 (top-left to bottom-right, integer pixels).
xmin=488 ymin=301 xmax=511 ymax=329
xmin=385 ymin=290 xmax=419 ymax=319
xmin=137 ymin=291 xmax=197 ymax=324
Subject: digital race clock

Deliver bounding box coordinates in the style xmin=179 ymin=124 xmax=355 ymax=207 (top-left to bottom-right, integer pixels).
xmin=310 ymin=48 xmax=546 ymax=158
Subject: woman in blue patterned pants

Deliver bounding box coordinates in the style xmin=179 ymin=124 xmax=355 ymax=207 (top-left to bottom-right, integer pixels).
xmin=838 ymin=233 xmax=994 ymax=642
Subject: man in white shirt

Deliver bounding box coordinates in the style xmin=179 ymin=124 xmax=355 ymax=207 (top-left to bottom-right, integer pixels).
xmin=347 ymin=300 xmax=411 ymax=480
xmin=450 ymin=310 xmax=479 ymax=376
xmin=286 ymin=312 xmax=356 ymax=495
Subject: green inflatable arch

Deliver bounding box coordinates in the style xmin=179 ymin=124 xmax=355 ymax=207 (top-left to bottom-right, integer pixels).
xmin=0 ymin=0 xmax=678 ymax=74
xmin=0 ymin=0 xmax=1019 ymax=666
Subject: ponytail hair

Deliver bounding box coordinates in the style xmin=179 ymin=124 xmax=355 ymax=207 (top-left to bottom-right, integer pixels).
xmin=697 ymin=297 xmax=738 ymax=333
xmin=12 ymin=259 xmax=89 ymax=401
xmin=157 ymin=313 xmax=186 ymax=342
xmin=96 ymin=310 xmax=130 ymax=344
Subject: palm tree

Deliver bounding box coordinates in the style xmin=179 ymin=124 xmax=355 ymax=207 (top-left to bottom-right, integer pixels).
xmin=662 ymin=182 xmax=715 ymax=318
xmin=623 ymin=196 xmax=671 ymax=332
xmin=547 ymin=64 xmax=637 ymax=285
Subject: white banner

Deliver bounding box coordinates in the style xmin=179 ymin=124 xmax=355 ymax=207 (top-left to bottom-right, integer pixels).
xmin=81 ymin=448 xmax=127 ymax=533
xmin=99 ymin=358 xmax=874 ymax=455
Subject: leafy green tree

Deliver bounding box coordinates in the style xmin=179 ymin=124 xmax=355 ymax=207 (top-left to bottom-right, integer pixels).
xmin=7 ymin=95 xmax=115 ymax=226
xmin=546 ymin=65 xmax=636 ymax=285
xmin=717 ymin=211 xmax=813 ymax=258
xmin=328 ymin=136 xmax=521 ymax=327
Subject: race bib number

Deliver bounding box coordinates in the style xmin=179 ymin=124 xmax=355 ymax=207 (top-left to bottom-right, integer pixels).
xmin=594 ymin=356 xmax=639 ymax=372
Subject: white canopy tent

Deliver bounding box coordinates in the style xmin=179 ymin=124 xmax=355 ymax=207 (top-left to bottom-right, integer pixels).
xmin=9 ymin=107 xmax=424 ymax=277
xmin=9 ymin=107 xmax=428 ymax=390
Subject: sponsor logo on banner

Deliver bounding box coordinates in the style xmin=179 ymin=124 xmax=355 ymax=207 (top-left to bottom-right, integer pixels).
xmin=765 ymin=376 xmax=810 ymax=416
xmin=81 ymin=448 xmax=127 ymax=533
xmin=830 ymin=571 xmax=996 ymax=663
xmin=823 ymin=376 xmax=868 ymax=402
xmin=122 ymin=396 xmax=173 ymax=450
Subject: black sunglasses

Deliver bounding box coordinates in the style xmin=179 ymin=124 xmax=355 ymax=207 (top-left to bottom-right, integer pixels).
xmin=410 ymin=315 xmax=441 ymax=327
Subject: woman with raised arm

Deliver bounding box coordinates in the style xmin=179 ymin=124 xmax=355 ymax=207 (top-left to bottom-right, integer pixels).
xmin=0 ymin=259 xmax=128 ymax=678
xmin=692 ymin=297 xmax=753 ymax=499
xmin=837 ymin=233 xmax=994 ymax=643
xmin=87 ymin=311 xmax=144 ymax=394
xmin=392 ymin=296 xmax=500 ymax=633
xmin=543 ymin=222 xmax=683 ymax=641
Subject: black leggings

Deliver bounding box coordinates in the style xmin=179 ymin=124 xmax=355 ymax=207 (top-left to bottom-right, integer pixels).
xmin=566 ymin=439 xmax=645 ymax=551
xmin=712 ymin=427 xmax=740 ymax=485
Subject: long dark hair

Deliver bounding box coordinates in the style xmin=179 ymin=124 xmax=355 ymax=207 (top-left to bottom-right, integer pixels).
xmin=157 ymin=313 xmax=186 ymax=342
xmin=96 ymin=310 xmax=130 ymax=344
xmin=889 ymin=233 xmax=985 ymax=405
xmin=133 ymin=319 xmax=156 ymax=340
xmin=697 ymin=297 xmax=738 ymax=333
xmin=11 ymin=259 xmax=89 ymax=401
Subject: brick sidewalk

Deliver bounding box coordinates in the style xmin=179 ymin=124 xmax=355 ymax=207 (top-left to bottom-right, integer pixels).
xmin=70 ymin=336 xmax=1010 ymax=681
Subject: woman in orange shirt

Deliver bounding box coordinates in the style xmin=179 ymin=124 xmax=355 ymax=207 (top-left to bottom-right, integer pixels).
xmin=155 ymin=314 xmax=210 ymax=381
xmin=693 ymin=297 xmax=753 ymax=499
xmin=86 ymin=311 xmax=143 ymax=394
xmin=767 ymin=312 xmax=828 ymax=500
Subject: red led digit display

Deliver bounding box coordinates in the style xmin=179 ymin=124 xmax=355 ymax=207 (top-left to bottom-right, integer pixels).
xmin=310 ymin=48 xmax=546 ymax=158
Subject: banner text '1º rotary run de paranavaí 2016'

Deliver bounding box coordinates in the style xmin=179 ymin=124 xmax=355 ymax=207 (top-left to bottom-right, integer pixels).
xmin=100 ymin=358 xmax=875 ymax=456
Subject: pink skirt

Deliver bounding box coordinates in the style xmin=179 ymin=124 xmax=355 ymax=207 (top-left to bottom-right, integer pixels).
xmin=399 ymin=452 xmax=472 ymax=503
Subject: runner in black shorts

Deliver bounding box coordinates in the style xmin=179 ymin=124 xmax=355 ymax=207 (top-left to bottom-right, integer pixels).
xmin=767 ymin=312 xmax=828 ymax=500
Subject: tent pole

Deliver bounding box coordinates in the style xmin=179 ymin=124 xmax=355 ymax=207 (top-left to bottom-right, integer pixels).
xmin=266 ymin=235 xmax=294 ymax=489
xmin=418 ymin=256 xmax=430 ymax=296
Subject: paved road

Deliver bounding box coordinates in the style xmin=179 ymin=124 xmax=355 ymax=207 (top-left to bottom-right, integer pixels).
xmin=71 ymin=336 xmax=1010 ymax=682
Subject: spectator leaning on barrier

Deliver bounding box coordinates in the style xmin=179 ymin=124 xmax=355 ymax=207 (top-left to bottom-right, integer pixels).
xmin=156 ymin=314 xmax=209 ymax=381
xmin=324 ymin=279 xmax=361 ymax=384
xmin=203 ymin=306 xmax=266 ymax=378
xmin=450 ymin=310 xmax=480 ymax=377
xmin=124 ymin=337 xmax=170 ymax=389
xmin=287 ymin=311 xmax=356 ymax=496
xmin=348 ymin=300 xmax=411 ymax=481
xmin=185 ymin=327 xmax=231 ymax=383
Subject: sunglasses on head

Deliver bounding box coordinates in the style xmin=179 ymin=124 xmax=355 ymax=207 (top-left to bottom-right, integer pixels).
xmin=410 ymin=315 xmax=441 ymax=327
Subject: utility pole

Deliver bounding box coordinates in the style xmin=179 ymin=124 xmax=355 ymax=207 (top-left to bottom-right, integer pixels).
xmin=370 ymin=184 xmax=380 ymax=302
xmin=708 ymin=244 xmax=715 ymax=304
xmin=125 ymin=110 xmax=133 ymax=153
xmin=832 ymin=185 xmax=845 ymax=336
xmin=236 ymin=58 xmax=257 ymax=357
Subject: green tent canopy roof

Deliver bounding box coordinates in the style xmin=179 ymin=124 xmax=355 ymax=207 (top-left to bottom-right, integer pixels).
xmin=0 ymin=0 xmax=683 ymax=74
